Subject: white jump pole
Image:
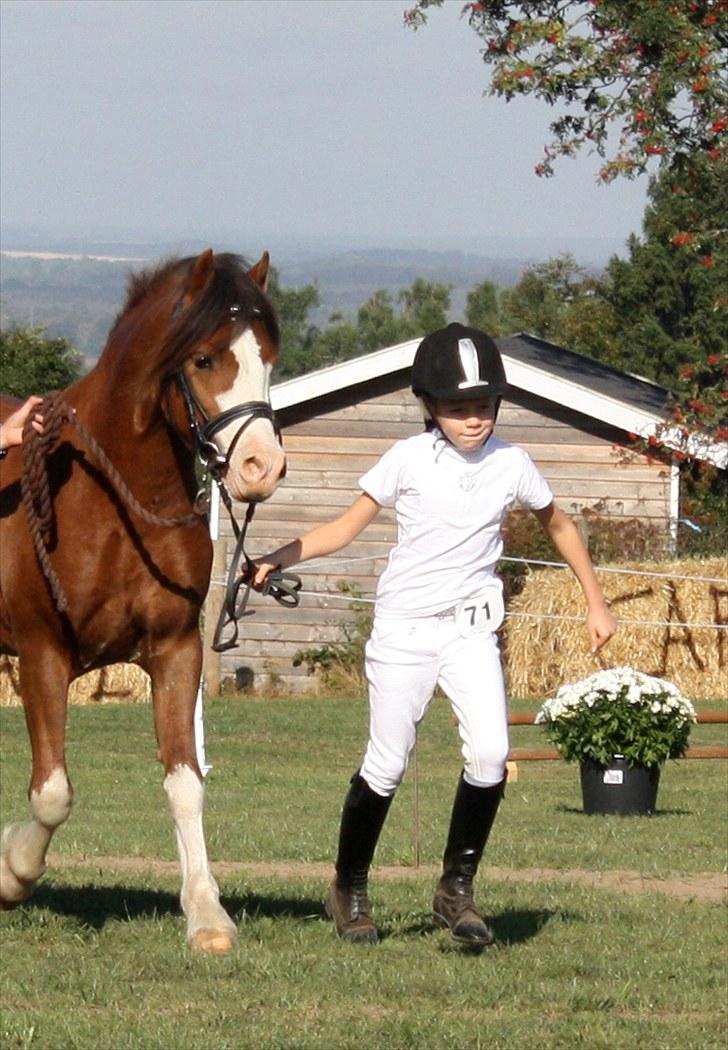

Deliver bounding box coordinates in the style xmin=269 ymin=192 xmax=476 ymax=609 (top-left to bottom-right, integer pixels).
xmin=194 ymin=483 xmax=219 ymax=777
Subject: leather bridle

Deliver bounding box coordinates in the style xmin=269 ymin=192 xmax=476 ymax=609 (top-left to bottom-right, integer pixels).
xmin=170 ymin=319 xmax=300 ymax=653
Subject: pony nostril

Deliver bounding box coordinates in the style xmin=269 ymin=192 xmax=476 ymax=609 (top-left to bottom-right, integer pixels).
xmin=279 ymin=460 xmax=287 ymax=481
xmin=242 ymin=455 xmax=266 ymax=483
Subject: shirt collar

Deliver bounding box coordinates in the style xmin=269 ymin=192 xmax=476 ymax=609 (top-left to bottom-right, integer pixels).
xmin=431 ymin=426 xmax=492 ymax=464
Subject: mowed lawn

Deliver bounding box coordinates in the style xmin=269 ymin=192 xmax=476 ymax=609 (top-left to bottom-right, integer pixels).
xmin=1 ymin=695 xmax=726 ymax=1050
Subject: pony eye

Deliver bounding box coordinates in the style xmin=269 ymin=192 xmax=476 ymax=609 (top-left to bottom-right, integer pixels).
xmin=194 ymin=355 xmax=213 ymax=370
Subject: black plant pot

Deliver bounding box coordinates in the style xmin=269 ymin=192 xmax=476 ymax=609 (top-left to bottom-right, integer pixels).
xmin=580 ymin=756 xmax=661 ymax=815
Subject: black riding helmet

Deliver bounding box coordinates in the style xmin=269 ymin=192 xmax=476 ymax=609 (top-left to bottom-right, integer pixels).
xmin=411 ymin=323 xmax=507 ymax=402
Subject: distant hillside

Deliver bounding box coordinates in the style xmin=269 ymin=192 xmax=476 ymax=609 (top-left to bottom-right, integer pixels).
xmin=278 ymin=248 xmax=532 ymax=326
xmin=0 ymin=253 xmax=132 ymax=365
xmin=0 ymin=242 xmax=593 ymax=362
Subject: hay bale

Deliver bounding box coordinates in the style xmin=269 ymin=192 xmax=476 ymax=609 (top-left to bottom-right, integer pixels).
xmin=504 ymin=557 xmax=727 ymax=701
xmin=0 ymin=657 xmax=151 ymax=706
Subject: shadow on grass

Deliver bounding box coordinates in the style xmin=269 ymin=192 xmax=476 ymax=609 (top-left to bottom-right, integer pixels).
xmin=391 ymin=906 xmax=558 ymax=949
xmin=19 ymin=884 xmax=558 ymax=950
xmin=21 ymin=882 xmax=325 ymax=931
xmin=491 ymin=906 xmax=560 ymax=944
xmin=24 ymin=882 xmax=180 ymax=929
xmin=228 ymin=890 xmax=326 ymax=922
xmin=556 ymin=804 xmax=692 ymax=817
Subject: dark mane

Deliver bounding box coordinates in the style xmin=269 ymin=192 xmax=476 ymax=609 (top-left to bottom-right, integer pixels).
xmin=123 ymin=256 xmax=178 ymax=313
xmin=109 ymin=253 xmax=279 ymax=376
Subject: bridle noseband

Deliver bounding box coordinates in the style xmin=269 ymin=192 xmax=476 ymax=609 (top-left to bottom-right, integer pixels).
xmin=174 ymin=368 xmax=281 ymax=482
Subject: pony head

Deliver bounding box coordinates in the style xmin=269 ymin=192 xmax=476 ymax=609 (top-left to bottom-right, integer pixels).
xmin=160 ymin=250 xmax=286 ymax=503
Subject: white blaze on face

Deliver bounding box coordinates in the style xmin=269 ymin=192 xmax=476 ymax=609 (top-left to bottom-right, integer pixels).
xmin=214 ymin=325 xmax=285 ymax=502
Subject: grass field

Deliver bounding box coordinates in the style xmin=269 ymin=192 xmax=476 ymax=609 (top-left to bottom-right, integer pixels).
xmin=1 ymin=696 xmax=726 ymax=1050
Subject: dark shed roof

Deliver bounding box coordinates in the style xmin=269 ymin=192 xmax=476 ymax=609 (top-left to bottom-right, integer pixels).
xmin=496 ymin=333 xmax=671 ymax=417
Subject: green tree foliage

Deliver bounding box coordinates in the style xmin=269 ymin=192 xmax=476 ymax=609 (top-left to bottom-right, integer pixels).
xmin=498 ymin=254 xmax=624 ymax=366
xmin=405 ymin=1 xmax=728 ymax=207
xmin=308 ymin=314 xmax=362 ymax=368
xmin=465 ymin=279 xmax=501 ymax=333
xmin=271 ymin=278 xmax=452 ymax=379
xmin=398 ymin=277 xmax=451 ymax=333
xmin=0 ymin=325 xmax=84 ymax=397
xmin=357 ymin=289 xmax=414 ymax=351
xmin=266 ymin=267 xmax=321 ymax=379
xmin=460 ymin=222 xmax=726 ymax=552
xmin=603 ymin=165 xmax=726 ymax=551
xmin=500 ymin=255 xmax=583 ymax=341
xmin=606 ymin=164 xmax=728 ymax=387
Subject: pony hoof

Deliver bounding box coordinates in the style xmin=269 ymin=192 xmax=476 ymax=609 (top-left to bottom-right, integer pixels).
xmin=1 ymin=897 xmax=24 ymax=911
xmin=0 ymin=862 xmax=33 ymax=910
xmin=189 ymin=928 xmax=238 ymax=954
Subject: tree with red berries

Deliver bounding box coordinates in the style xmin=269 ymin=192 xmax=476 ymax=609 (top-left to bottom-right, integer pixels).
xmin=406 ymin=1 xmax=726 ymax=553
xmin=405 ymin=2 xmax=727 ymax=228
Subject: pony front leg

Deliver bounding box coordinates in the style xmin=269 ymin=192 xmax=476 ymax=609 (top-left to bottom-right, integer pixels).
xmin=163 ymin=763 xmax=237 ymax=953
xmin=150 ymin=635 xmax=237 ymax=954
xmin=0 ymin=769 xmax=73 ymax=907
xmin=1 ymin=652 xmax=73 ymax=909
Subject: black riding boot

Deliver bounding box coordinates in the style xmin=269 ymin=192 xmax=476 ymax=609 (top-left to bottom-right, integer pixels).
xmin=325 ymin=772 xmax=393 ymax=943
xmin=433 ymin=772 xmax=506 ymax=946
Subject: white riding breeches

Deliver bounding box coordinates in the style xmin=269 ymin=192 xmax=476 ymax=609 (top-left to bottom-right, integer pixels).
xmin=359 ymin=613 xmax=509 ymax=796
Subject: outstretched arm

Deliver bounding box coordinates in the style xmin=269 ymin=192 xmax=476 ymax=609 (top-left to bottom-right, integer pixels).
xmin=252 ymin=493 xmax=382 ymax=589
xmin=532 ymin=501 xmax=617 ymax=653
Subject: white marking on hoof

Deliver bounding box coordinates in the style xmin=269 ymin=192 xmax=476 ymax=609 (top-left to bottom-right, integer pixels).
xmin=0 ymin=825 xmax=41 ymax=907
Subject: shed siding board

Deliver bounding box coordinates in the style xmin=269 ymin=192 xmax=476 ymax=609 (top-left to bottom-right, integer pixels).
xmin=214 ymin=376 xmax=671 ymax=693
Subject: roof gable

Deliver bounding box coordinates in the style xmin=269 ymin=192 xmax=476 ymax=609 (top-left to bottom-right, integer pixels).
xmin=271 ymin=334 xmax=726 ymax=468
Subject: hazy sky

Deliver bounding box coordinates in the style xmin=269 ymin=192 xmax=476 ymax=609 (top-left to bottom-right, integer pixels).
xmin=1 ymin=0 xmax=652 ymax=257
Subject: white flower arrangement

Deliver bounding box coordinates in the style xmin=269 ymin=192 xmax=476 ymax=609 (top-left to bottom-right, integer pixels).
xmin=535 ymin=667 xmax=697 ymax=768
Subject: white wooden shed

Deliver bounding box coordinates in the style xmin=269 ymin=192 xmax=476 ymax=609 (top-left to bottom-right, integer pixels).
xmin=202 ymin=333 xmax=720 ymax=696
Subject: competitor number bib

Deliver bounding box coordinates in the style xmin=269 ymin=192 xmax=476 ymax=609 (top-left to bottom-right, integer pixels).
xmin=455 ymin=587 xmax=505 ymax=638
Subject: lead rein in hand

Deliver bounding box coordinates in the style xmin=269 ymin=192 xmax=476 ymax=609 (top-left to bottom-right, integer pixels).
xmin=211 ymin=498 xmax=302 ymax=654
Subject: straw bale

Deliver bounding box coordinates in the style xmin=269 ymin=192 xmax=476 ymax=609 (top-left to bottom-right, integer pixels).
xmin=504 ymin=557 xmax=727 ymax=701
xmin=0 ymin=657 xmax=151 ymax=707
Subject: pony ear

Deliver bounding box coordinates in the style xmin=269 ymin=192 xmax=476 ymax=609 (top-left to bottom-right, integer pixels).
xmin=247 ymin=252 xmax=270 ymax=292
xmin=179 ymin=249 xmax=215 ymax=309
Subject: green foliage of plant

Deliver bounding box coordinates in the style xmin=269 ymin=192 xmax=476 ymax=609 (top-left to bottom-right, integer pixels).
xmin=358 ymin=288 xmax=415 ymax=351
xmin=606 ymin=167 xmax=727 ymax=388
xmin=536 ymin=667 xmax=697 ymax=768
xmin=500 ymin=254 xmax=584 ymax=342
xmin=677 ymin=464 xmax=728 ymax=557
xmin=398 ymin=275 xmax=451 ymax=334
xmin=0 ymin=325 xmax=84 ymax=397
xmin=292 ymin=582 xmax=371 ymax=692
xmin=464 ymin=188 xmax=727 ymax=556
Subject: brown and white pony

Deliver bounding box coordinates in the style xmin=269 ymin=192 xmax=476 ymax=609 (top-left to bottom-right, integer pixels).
xmin=0 ymin=250 xmax=285 ymax=953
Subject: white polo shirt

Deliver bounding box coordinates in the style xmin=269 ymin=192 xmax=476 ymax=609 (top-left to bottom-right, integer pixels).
xmin=359 ymin=429 xmax=553 ymax=618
